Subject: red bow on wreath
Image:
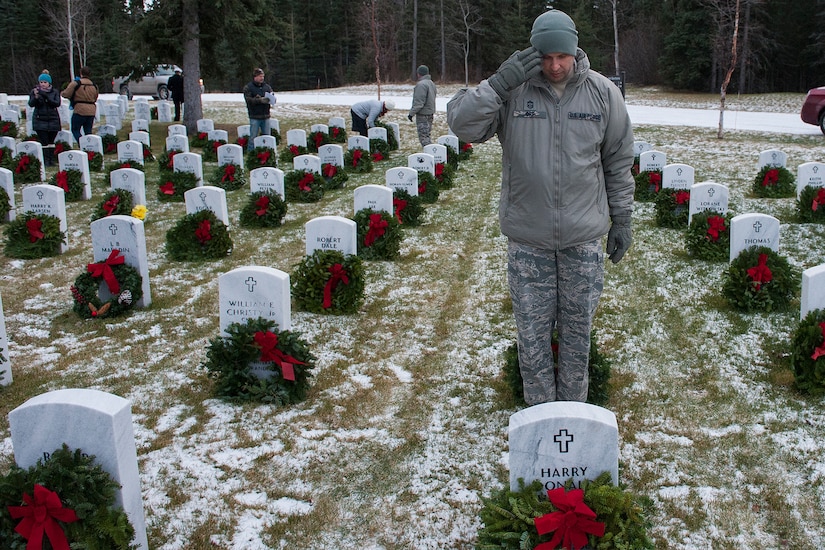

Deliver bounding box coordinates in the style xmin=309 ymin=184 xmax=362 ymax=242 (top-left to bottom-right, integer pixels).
xmin=195 ymin=219 xmax=212 ymax=244
xmin=257 ymin=150 xmax=271 ymax=164
xmin=811 ymin=322 xmax=825 ymax=361
xmin=55 ymin=142 xmax=65 ymax=154
xmin=674 ymin=190 xmax=690 ymax=205
xmin=15 ymin=154 xmax=30 ymax=174
xmin=762 ymin=168 xmax=779 ymax=187
xmin=372 ymin=151 xmax=384 ymax=162
xmin=435 ymin=163 xmax=444 ymax=178
xmin=1 ymin=123 xmax=9 ymax=134
xmin=198 ymin=132 xmax=207 ymax=140
xmin=323 ymin=263 xmax=349 ymax=309
xmin=323 ymin=163 xmax=337 ymax=178
xmin=351 ymin=149 xmax=363 ymax=167
xmin=461 ymin=142 xmax=472 ymax=152
xmin=706 ymin=215 xmax=727 ymax=242
xmin=160 ymin=181 xmax=176 ymax=195
xmin=255 ymin=195 xmax=270 ymax=216
xmin=103 ymin=194 xmax=121 ymax=216
xmin=332 ymin=127 xmax=341 ymax=138
xmin=313 ymin=132 xmax=324 ymax=149
xmin=648 ymin=172 xmax=661 ymax=192
xmin=26 ymin=219 xmax=44 ymax=242
xmin=166 ymin=150 xmax=177 ymax=169
xmin=253 ymin=330 xmax=305 ymax=381
xmin=87 ymin=249 xmax=125 ymax=294
xmin=534 ymin=487 xmax=605 ymax=550
xmin=746 ymin=253 xmax=773 ymax=291
xmin=812 ymin=188 xmax=825 ymax=212
xmin=212 ymin=141 xmax=221 ymax=153
xmin=298 ymin=173 xmax=314 ymax=192
xmin=393 ymin=197 xmax=407 ymax=224
xmin=143 ymin=146 xmax=151 ymax=159
xmin=8 ymin=484 xmax=79 ymax=550
xmin=364 ymin=213 xmax=388 ymax=247
xmin=86 ymin=151 xmax=95 ymax=162
xmin=221 ymin=164 xmax=236 ymax=183
xmin=418 ymin=180 xmax=427 ymax=195
xmin=55 ymin=171 xmax=69 ymax=193
xmin=289 ymin=145 xmax=300 ymax=155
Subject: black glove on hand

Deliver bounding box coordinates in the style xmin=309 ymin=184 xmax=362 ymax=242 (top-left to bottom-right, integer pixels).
xmin=407 ymin=114 xmax=413 ymax=122
xmin=606 ymin=215 xmax=632 ymax=264
xmin=487 ymin=47 xmax=543 ymax=100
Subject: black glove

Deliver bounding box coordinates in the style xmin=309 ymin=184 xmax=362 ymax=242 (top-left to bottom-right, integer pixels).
xmin=606 ymin=215 xmax=632 ymax=264
xmin=487 ymin=47 xmax=543 ymax=100
xmin=407 ymin=114 xmax=413 ymax=122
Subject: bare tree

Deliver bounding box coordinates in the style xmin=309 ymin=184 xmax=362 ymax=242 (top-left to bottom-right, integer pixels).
xmin=43 ymin=0 xmax=95 ymax=78
xmin=611 ymin=0 xmax=620 ymax=75
xmin=456 ymin=0 xmax=482 ymax=86
xmin=703 ymin=0 xmax=741 ymax=138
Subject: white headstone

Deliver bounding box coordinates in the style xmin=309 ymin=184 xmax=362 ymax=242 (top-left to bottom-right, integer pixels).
xmin=0 ymin=167 xmax=15 ymax=222
xmin=328 ymin=117 xmax=345 ymax=129
xmin=796 ymin=162 xmax=825 ymax=197
xmin=633 ymin=140 xmax=653 ymax=157
xmin=508 ymin=402 xmax=619 ymax=492
xmin=58 ymin=99 xmax=71 ymax=126
xmin=293 ymin=154 xmax=321 ymax=175
xmin=688 ymin=181 xmax=729 ymax=226
xmin=437 ymin=134 xmax=459 ymax=151
xmin=117 ymin=140 xmax=144 ymax=166
xmin=196 ymin=119 xmax=214 ymax=133
xmin=758 ymin=149 xmax=787 ymax=169
xmin=103 ymin=102 xmax=122 ymax=130
xmin=173 ymin=152 xmax=204 ymax=185
xmin=110 ymin=168 xmax=147 ymax=207
xmin=168 ymin=124 xmax=187 ymax=137
xmin=423 ymin=143 xmax=448 ymax=165
xmin=129 ymin=130 xmax=151 ymax=148
xmin=217 ymin=143 xmax=244 ymax=170
xmin=249 ymin=167 xmax=285 ymax=199
xmin=639 ymin=150 xmax=666 ymax=172
xmin=729 ymin=213 xmax=780 ymax=262
xmin=185 ymin=186 xmax=229 ymax=226
xmin=22 ymin=184 xmax=67 ymax=252
xmin=354 ymin=184 xmax=393 ymax=215
xmin=801 ymin=264 xmax=825 ymax=319
xmin=97 ymin=124 xmax=117 ymax=137
xmin=131 ymin=119 xmax=149 ymax=133
xmin=219 ymin=266 xmax=291 ymax=336
xmin=57 ymin=150 xmax=92 ymax=200
xmin=16 ymin=141 xmax=46 ymax=181
xmin=133 ymin=101 xmax=151 ymax=121
xmin=55 ymin=129 xmax=75 ymax=146
xmin=237 ymin=125 xmax=251 ymax=138
xmin=1 ymin=109 xmax=19 ymax=125
xmin=0 ymin=291 xmax=11 ymax=385
xmin=90 ymin=215 xmax=152 ymax=307
xmin=408 ymin=152 xmax=435 ymax=176
xmin=270 ymin=119 xmax=280 ymax=134
xmin=348 ymin=135 xmax=369 ymax=151
xmin=367 ymin=126 xmax=388 ymax=143
xmin=385 ymin=167 xmax=420 ymax=195
xmin=8 ymin=389 xmax=148 ymax=550
xmin=305 ymin=215 xmax=357 ymax=256
xmin=662 ymin=163 xmax=694 ymax=190
xmin=253 ymin=134 xmax=277 ymax=151
xmin=208 ymin=129 xmax=229 ymax=143
xmin=0 ymin=136 xmax=15 ymax=151
xmin=79 ymin=134 xmax=103 ymax=156
xmin=311 ymin=123 xmax=329 ymax=134
xmin=157 ymin=101 xmax=172 ymax=122
xmin=165 ymin=135 xmax=190 ymax=153
xmin=117 ymin=95 xmax=128 ymax=116
xmin=287 ymin=129 xmax=307 ymax=148
xmin=318 ymin=144 xmax=344 ymax=168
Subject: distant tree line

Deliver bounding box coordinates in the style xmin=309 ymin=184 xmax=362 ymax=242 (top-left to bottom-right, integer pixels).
xmin=0 ymin=0 xmax=821 ymax=95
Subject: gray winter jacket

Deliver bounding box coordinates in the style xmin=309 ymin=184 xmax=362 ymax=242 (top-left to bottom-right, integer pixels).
xmin=409 ymin=75 xmax=436 ymax=117
xmin=447 ymin=49 xmax=634 ymax=251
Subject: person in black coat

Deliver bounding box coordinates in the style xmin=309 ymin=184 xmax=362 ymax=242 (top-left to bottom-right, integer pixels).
xmin=28 ymin=72 xmax=62 ymax=166
xmin=168 ymin=68 xmax=184 ymax=121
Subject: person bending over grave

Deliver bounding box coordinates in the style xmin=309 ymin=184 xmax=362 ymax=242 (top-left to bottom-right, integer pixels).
xmin=29 ymin=71 xmax=62 ymax=166
xmin=447 ymin=9 xmax=634 ymax=403
xmin=62 ymin=66 xmax=99 ymax=142
xmin=350 ymin=99 xmax=393 ymax=137
xmin=243 ymin=68 xmax=275 ymax=151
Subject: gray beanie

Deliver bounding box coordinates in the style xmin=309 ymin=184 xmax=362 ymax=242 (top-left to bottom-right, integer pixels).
xmin=417 ymin=65 xmax=429 ymax=76
xmin=530 ymin=10 xmax=578 ymax=56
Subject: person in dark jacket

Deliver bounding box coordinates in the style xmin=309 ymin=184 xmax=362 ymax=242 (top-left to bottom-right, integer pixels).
xmin=29 ymin=72 xmax=62 ymax=166
xmin=243 ymin=68 xmax=274 ymax=151
xmin=61 ymin=65 xmax=99 ymax=142
xmin=167 ymin=68 xmax=184 ymax=121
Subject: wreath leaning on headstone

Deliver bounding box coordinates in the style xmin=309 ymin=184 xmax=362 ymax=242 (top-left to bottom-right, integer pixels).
xmin=392 ymin=189 xmax=425 ymax=227
xmin=202 ymin=139 xmax=226 ymax=162
xmin=373 ymin=121 xmax=399 ymax=150
xmin=291 ymin=249 xmax=365 ymax=315
xmin=85 ymin=150 xmax=103 ymax=172
xmin=238 ymin=190 xmax=288 ymax=228
xmin=246 ymin=147 xmax=278 ymax=170
xmin=685 ymin=211 xmax=733 ymax=262
xmin=633 ymin=170 xmax=662 ymax=202
xmin=101 ymin=134 xmax=119 ymax=154
xmin=0 ymin=145 xmax=13 ymax=169
xmin=0 ymin=120 xmax=19 ymax=138
xmin=71 ymin=249 xmax=143 ymax=319
xmin=106 ymin=160 xmax=144 ymax=178
xmin=0 ymin=444 xmax=135 ymax=550
xmin=327 ymin=125 xmax=347 ymax=143
xmin=790 ymin=308 xmax=825 ymax=396
xmin=343 ymin=148 xmax=373 ymax=173
xmin=157 ymin=170 xmax=198 ymax=202
xmin=353 ymin=208 xmax=402 ymax=261
xmin=90 ymin=188 xmax=135 ymax=222
xmin=0 ymin=186 xmax=11 ymax=222
xmin=457 ymin=140 xmax=473 ymax=161
xmin=369 ymin=138 xmax=390 ymax=162
xmin=53 ymin=140 xmax=73 ymax=156
xmin=654 ymin=188 xmax=691 ymax=228
xmin=12 ymin=153 xmax=41 ymax=185
xmin=49 ymin=169 xmax=85 ymax=202
xmin=210 ymin=162 xmax=246 ymax=191
xmin=157 ymin=149 xmax=180 ymax=176
xmin=434 ymin=162 xmax=455 ymax=190
xmin=165 ymin=209 xmax=233 ymax=261
xmin=203 ymin=317 xmax=316 ymax=404
xmin=721 ymin=246 xmax=800 ymax=312
xmin=190 ymin=131 xmax=209 ymax=149
xmin=307 ymin=130 xmax=329 ymax=152
xmin=278 ymin=144 xmax=307 ymax=165
xmin=796 ymin=185 xmax=825 ymax=224
xmin=417 ymin=171 xmax=440 ymax=203
xmin=3 ymin=212 xmax=65 ymax=259
xmin=284 ymin=169 xmax=325 ymax=203
xmin=752 ymin=165 xmax=795 ymax=198
xmin=443 ymin=144 xmax=460 ymax=170
xmin=320 ymin=163 xmax=348 ymax=191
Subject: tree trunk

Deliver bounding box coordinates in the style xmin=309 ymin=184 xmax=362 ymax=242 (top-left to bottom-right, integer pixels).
xmin=718 ymin=0 xmax=741 ymax=139
xmin=182 ymin=0 xmax=202 ymax=131
xmin=612 ymin=0 xmax=620 ymax=75
xmin=411 ymin=0 xmax=418 ymax=81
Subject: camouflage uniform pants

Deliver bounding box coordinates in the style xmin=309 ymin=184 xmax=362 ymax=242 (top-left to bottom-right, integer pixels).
xmin=415 ymin=114 xmax=433 ymax=147
xmin=507 ymin=239 xmax=604 ymax=404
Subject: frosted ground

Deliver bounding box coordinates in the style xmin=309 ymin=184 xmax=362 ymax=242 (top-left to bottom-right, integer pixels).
xmin=0 ymin=83 xmax=824 ymax=549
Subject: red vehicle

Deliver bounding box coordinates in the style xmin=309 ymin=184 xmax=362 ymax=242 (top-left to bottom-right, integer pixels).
xmin=801 ymin=87 xmax=825 ymax=135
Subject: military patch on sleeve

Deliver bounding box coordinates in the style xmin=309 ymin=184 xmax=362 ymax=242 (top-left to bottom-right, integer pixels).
xmin=568 ymin=112 xmax=602 ymax=122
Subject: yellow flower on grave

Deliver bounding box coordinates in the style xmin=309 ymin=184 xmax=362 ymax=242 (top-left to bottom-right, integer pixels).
xmin=131 ymin=204 xmax=147 ymax=221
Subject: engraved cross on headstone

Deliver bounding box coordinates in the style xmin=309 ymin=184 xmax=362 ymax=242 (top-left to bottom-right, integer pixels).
xmin=554 ymin=429 xmax=574 ymax=453
xmin=109 ymin=224 xmax=119 ymax=236
xmin=245 ymin=277 xmax=257 ymax=292
xmin=753 ymin=221 xmax=762 ymax=232
xmin=708 ymin=188 xmax=716 ymax=197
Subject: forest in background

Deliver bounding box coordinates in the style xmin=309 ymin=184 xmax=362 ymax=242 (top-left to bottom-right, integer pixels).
xmin=0 ymin=0 xmax=822 ymax=96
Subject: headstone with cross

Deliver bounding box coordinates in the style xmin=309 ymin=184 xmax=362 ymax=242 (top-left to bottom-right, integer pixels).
xmin=89 ymin=215 xmax=152 ymax=307
xmin=801 ymin=264 xmax=825 ymax=320
xmin=318 ymin=144 xmax=344 ymax=169
xmin=287 ymin=129 xmax=307 ymax=148
xmin=385 ymin=166 xmax=420 ymax=196
xmin=131 ymin=119 xmax=149 ymax=133
xmin=168 ymin=124 xmax=187 ymax=137
xmin=662 ymin=163 xmax=694 ymax=190
xmin=293 ymin=154 xmax=321 ymax=175
xmin=508 ymin=402 xmax=619 ymax=492
xmin=253 ymin=134 xmax=277 ymax=151
xmin=348 ymin=135 xmax=369 ymax=152
xmin=110 ymin=168 xmax=147 ymax=207
xmin=423 ymin=143 xmax=448 ymax=166
xmin=639 ymin=150 xmax=666 ymax=173
xmin=796 ymin=161 xmax=825 ymax=197
xmin=79 ymin=134 xmax=104 ymax=155
xmin=218 ymin=266 xmax=291 ymax=338
xmin=16 ymin=141 xmax=46 ymax=181
xmin=729 ymin=213 xmax=780 ymax=262
xmin=196 ymin=119 xmax=214 ymax=134
xmin=58 ymin=150 xmax=92 ymax=199
xmin=217 ymin=143 xmax=244 ymax=170
xmin=117 ymin=140 xmax=144 ymax=166
xmin=688 ymin=181 xmax=729 ymax=226
xmin=184 ymin=186 xmax=229 ymax=226
xmin=437 ymin=134 xmax=459 ymax=151
xmin=367 ymin=126 xmax=388 ymax=144
xmin=166 ymin=135 xmax=189 ymax=153
xmin=249 ymin=167 xmax=285 ymax=199
xmin=173 ymin=152 xmax=204 ymax=185
xmin=157 ymin=101 xmax=172 ymax=123
xmin=633 ymin=140 xmax=653 ymax=157
xmin=22 ymin=184 xmax=67 ymax=252
xmin=757 ymin=149 xmax=787 ymax=170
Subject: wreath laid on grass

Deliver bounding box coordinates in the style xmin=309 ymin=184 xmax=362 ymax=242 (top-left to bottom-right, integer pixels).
xmin=203 ymin=317 xmax=316 ymax=404
xmin=354 ymin=209 xmax=402 ymax=260
xmin=278 ymin=144 xmax=308 ymax=165
xmin=49 ymin=169 xmax=84 ymax=202
xmin=435 ymin=162 xmax=455 ymax=190
xmin=418 ymin=171 xmax=439 ymax=203
xmin=374 ymin=121 xmax=398 ymax=150
xmin=157 ymin=149 xmax=180 ymax=176
xmin=157 ymin=170 xmax=198 ymax=202
xmin=321 ymin=163 xmax=348 ymax=190
xmin=685 ymin=211 xmax=732 ymax=262
xmin=12 ymin=153 xmax=41 ymax=184
xmin=3 ymin=212 xmax=65 ymax=258
xmin=53 ymin=140 xmax=73 ymax=156
xmin=202 ymin=139 xmax=227 ymax=162
xmin=369 ymin=138 xmax=390 ymax=162
xmin=796 ymin=185 xmax=825 ymax=223
xmin=71 ymin=249 xmax=143 ymax=319
xmin=392 ymin=189 xmax=425 ymax=226
xmin=458 ymin=141 xmax=473 ymax=161
xmin=328 ymin=125 xmax=347 ymax=143
xmin=0 ymin=145 xmax=13 ymax=169
xmin=291 ymin=249 xmax=365 ymax=315
xmin=752 ymin=166 xmax=795 ymax=198
xmin=503 ymin=330 xmax=611 ymax=407
xmin=633 ymin=170 xmax=661 ymax=202
xmin=165 ymin=209 xmax=233 ymax=261
xmin=0 ymin=120 xmax=18 ymax=138
xmin=476 ymin=474 xmax=654 ymax=550
xmin=721 ymin=246 xmax=800 ymax=312
xmin=654 ymin=188 xmax=690 ymax=228
xmin=344 ymin=148 xmax=373 ymax=173
xmin=790 ymin=309 xmax=825 ymax=396
xmin=0 ymin=444 xmax=135 ymax=550
xmin=246 ymin=147 xmax=278 ymax=169
xmin=84 ymin=150 xmax=103 ymax=171
xmin=101 ymin=134 xmax=119 ymax=154
xmin=90 ymin=188 xmax=134 ymax=222
xmin=0 ymin=186 xmax=10 ymax=222
xmin=284 ymin=169 xmax=325 ymax=203
xmin=190 ymin=131 xmax=209 ymax=149
xmin=106 ymin=160 xmax=144 ymax=178
xmin=307 ymin=130 xmax=329 ymax=152
xmin=239 ymin=191 xmax=288 ymax=228
xmin=210 ymin=162 xmax=246 ymax=191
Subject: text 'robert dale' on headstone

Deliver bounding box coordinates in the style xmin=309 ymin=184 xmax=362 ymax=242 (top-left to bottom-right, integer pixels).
xmin=508 ymin=402 xmax=618 ymax=492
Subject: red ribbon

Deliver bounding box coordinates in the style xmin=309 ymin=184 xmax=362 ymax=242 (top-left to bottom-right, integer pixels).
xmin=257 ymin=150 xmax=271 ymax=164
xmin=706 ymin=215 xmax=727 ymax=242
xmin=534 ymin=488 xmax=605 ymax=550
xmin=372 ymin=151 xmax=384 ymax=162
xmin=87 ymin=249 xmax=125 ymax=294
xmin=8 ymin=484 xmax=79 ymax=550
xmin=674 ymin=190 xmax=690 ymax=205
xmin=313 ymin=132 xmax=324 ymax=149
xmin=195 ymin=219 xmax=212 ymax=244
xmin=105 ymin=143 xmax=116 ymax=153
xmin=393 ymin=197 xmax=407 ymax=224
xmin=762 ymin=168 xmax=779 ymax=187
xmin=323 ymin=263 xmax=349 ymax=309
xmin=648 ymin=172 xmax=661 ymax=192
xmin=86 ymin=151 xmax=95 ymax=162
xmin=237 ymin=137 xmax=248 ymax=148
xmin=160 ymin=181 xmax=176 ymax=195
xmin=26 ymin=219 xmax=44 ymax=242
xmin=364 ymin=213 xmax=388 ymax=247
xmin=255 ymin=195 xmax=270 ymax=216
xmin=332 ymin=127 xmax=341 ymax=138
xmin=418 ymin=180 xmax=427 ymax=195
xmin=212 ymin=140 xmax=221 ymax=153
xmin=102 ymin=194 xmax=121 ymax=216
xmin=351 ymin=149 xmax=363 ymax=167
xmin=142 ymin=145 xmax=151 ymax=159
xmin=167 ymin=150 xmax=177 ymax=169
xmin=253 ymin=331 xmax=306 ymax=381
xmin=812 ymin=322 xmax=825 ymax=361
xmin=221 ymin=164 xmax=236 ymax=183
xmin=323 ymin=163 xmax=337 ymax=178
xmin=746 ymin=253 xmax=773 ymax=291
xmin=55 ymin=171 xmax=69 ymax=193
xmin=55 ymin=143 xmax=65 ymax=155
xmin=461 ymin=142 xmax=472 ymax=152
xmin=298 ymin=173 xmax=314 ymax=192
xmin=1 ymin=123 xmax=9 ymax=134
xmin=289 ymin=145 xmax=299 ymax=155
xmin=435 ymin=163 xmax=444 ymax=178
xmin=15 ymin=154 xmax=30 ymax=174
xmin=198 ymin=132 xmax=207 ymax=140
xmin=812 ymin=188 xmax=825 ymax=212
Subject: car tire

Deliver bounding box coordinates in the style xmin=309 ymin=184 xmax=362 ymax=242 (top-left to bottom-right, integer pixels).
xmin=119 ymin=85 xmax=132 ymax=100
xmin=158 ymin=84 xmax=170 ymax=100
xmin=819 ymin=111 xmax=825 ymax=136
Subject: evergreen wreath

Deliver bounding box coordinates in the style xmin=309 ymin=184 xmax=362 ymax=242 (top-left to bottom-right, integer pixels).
xmin=752 ymin=165 xmax=795 ymax=198
xmin=320 ymin=163 xmax=348 ymax=191
xmin=70 ymin=249 xmax=143 ymax=319
xmin=0 ymin=186 xmax=11 ymax=222
xmin=210 ymin=162 xmax=246 ymax=191
xmin=238 ymin=190 xmax=288 ymax=228
xmin=457 ymin=140 xmax=473 ymax=161
xmin=796 ymin=185 xmax=825 ymax=223
xmin=203 ymin=317 xmax=316 ymax=404
xmin=435 ymin=162 xmax=455 ymax=190
xmin=631 ymin=156 xmax=640 ymax=176
xmin=3 ymin=212 xmax=65 ymax=259
xmin=685 ymin=210 xmax=732 ymax=262
xmin=654 ymin=188 xmax=691 ymax=228
xmin=353 ymin=208 xmax=402 ymax=260
xmin=53 ymin=140 xmax=73 ymax=156
xmin=284 ymin=169 xmax=325 ymax=203
xmin=392 ymin=189 xmax=425 ymax=227
xmin=790 ymin=309 xmax=825 ymax=396
xmin=49 ymin=169 xmax=84 ymax=202
xmin=0 ymin=120 xmax=19 ymax=138
xmin=84 ymin=150 xmax=103 ymax=172
xmin=418 ymin=171 xmax=440 ymax=203
xmin=369 ymin=138 xmax=390 ymax=162
xmin=165 ymin=209 xmax=233 ymax=261
xmin=190 ymin=131 xmax=209 ymax=149
xmin=327 ymin=125 xmax=347 ymax=143
xmin=278 ymin=144 xmax=308 ymax=165
xmin=443 ymin=144 xmax=460 ymax=170
xmin=503 ymin=330 xmax=611 ymax=407
xmin=0 ymin=444 xmax=135 ymax=550
xmin=90 ymin=188 xmax=135 ymax=222
xmin=343 ymin=148 xmax=373 ymax=173
xmin=157 ymin=149 xmax=180 ymax=176
xmin=476 ymin=474 xmax=654 ymax=550
xmin=141 ymin=143 xmax=154 ymax=162
xmin=202 ymin=139 xmax=227 ymax=162
xmin=101 ymin=134 xmax=119 ymax=154
xmin=721 ymin=246 xmax=800 ymax=312
xmin=105 ymin=160 xmax=144 ymax=179
xmin=0 ymin=145 xmax=13 ymax=169
xmin=246 ymin=147 xmax=278 ymax=169
xmin=307 ymin=130 xmax=329 ymax=152
xmin=12 ymin=153 xmax=41 ymax=185
xmin=291 ymin=249 xmax=365 ymax=315
xmin=270 ymin=127 xmax=281 ymax=145
xmin=373 ymin=121 xmax=399 ymax=150
xmin=633 ymin=170 xmax=662 ymax=202
xmin=157 ymin=170 xmax=198 ymax=202
xmin=235 ymin=136 xmax=249 ymax=149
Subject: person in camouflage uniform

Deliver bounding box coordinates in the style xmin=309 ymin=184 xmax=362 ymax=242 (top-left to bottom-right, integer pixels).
xmin=447 ymin=10 xmax=634 ymax=403
xmin=407 ymin=65 xmax=437 ymax=147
